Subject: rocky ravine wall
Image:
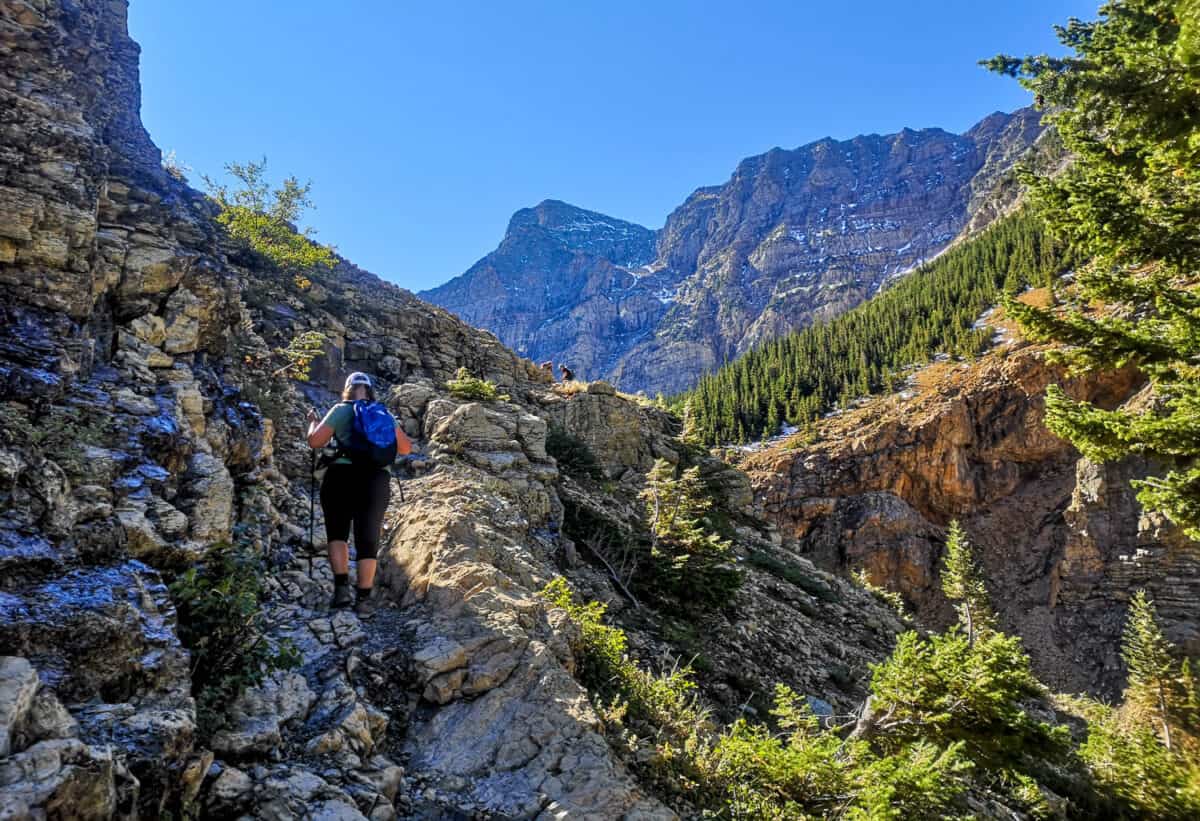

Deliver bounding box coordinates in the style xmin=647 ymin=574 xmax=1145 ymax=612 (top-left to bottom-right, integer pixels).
xmin=744 ymin=342 xmax=1200 ymax=698
xmin=0 ymin=2 xmax=902 ymax=818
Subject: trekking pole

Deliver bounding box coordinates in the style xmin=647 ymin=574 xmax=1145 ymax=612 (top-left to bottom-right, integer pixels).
xmin=309 ymin=449 xmax=317 ymax=549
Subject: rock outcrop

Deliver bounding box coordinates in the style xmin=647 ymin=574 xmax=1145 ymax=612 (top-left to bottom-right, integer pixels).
xmin=0 ymin=2 xmax=902 ymax=818
xmin=743 ymin=341 xmax=1200 ymax=698
xmin=424 ymin=111 xmax=1045 ymax=395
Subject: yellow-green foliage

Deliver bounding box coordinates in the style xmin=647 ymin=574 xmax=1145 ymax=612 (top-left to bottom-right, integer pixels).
xmin=541 ymin=572 xmax=1200 ymax=818
xmin=868 ymin=629 xmax=1066 ymax=772
xmin=273 ymin=330 xmax=326 ymax=381
xmin=1078 ymin=703 xmax=1200 ymax=820
xmin=542 ymin=578 xmax=984 ymax=817
xmin=203 ymin=157 xmax=336 ymax=273
xmin=854 ymin=568 xmax=908 ymax=620
xmin=705 ymin=684 xmax=970 ymax=820
xmin=446 ymin=367 xmax=504 ymax=401
xmin=539 ymin=578 xmax=707 ymax=735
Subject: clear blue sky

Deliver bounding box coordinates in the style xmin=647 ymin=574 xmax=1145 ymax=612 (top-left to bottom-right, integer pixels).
xmin=128 ymin=0 xmax=1095 ymax=292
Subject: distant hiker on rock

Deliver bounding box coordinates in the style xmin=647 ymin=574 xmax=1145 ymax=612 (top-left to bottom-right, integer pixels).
xmin=540 ymin=360 xmax=554 ymax=377
xmin=558 ymin=363 xmax=574 ymax=382
xmin=306 ymin=372 xmax=412 ymax=618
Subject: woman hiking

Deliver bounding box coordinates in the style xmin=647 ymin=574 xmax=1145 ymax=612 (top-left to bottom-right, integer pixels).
xmin=306 ymin=372 xmax=412 ymax=617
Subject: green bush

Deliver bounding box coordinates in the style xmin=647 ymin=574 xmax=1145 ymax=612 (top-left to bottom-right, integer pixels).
xmin=546 ymin=424 xmax=603 ymax=481
xmin=446 ymin=367 xmax=503 ymax=401
xmin=169 ymin=543 xmax=301 ymax=736
xmin=539 ymin=578 xmax=711 ymax=796
xmin=234 ymin=328 xmax=327 ymax=422
xmin=868 ymin=629 xmax=1067 ymax=774
xmin=0 ymin=402 xmax=115 ymax=476
xmin=542 ymin=578 xmax=974 ymax=817
xmin=1078 ymin=703 xmax=1200 ymax=820
xmin=203 ymin=157 xmax=336 ymax=273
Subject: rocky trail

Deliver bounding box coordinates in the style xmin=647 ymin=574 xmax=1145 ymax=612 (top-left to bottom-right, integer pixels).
xmin=6 ymin=1 xmax=1192 ymax=818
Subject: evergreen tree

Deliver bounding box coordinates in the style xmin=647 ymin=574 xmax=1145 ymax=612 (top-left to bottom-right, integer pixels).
xmin=680 ymin=212 xmax=1066 ymax=444
xmin=638 ymin=459 xmax=742 ymax=608
xmin=986 ymin=0 xmax=1200 ymax=538
xmin=940 ymin=520 xmax=995 ymax=645
xmin=1123 ymin=589 xmax=1182 ymax=751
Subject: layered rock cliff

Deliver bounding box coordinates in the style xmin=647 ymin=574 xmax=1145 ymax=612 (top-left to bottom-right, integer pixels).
xmin=742 ymin=338 xmax=1200 ymax=699
xmin=0 ymin=3 xmax=902 ymax=818
xmin=424 ymin=110 xmax=1044 ymax=395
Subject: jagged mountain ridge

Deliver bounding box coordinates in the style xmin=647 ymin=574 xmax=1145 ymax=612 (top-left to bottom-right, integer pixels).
xmin=423 ymin=109 xmax=1044 ymax=394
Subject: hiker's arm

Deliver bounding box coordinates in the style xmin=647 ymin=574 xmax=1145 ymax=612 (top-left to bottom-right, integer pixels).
xmin=395 ymin=420 xmax=413 ymax=456
xmin=306 ymin=407 xmax=335 ymax=449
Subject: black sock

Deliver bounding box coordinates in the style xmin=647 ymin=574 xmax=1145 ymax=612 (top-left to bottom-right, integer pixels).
xmin=356 ymin=586 xmax=373 ymax=601
xmin=334 ymin=573 xmax=349 ymax=587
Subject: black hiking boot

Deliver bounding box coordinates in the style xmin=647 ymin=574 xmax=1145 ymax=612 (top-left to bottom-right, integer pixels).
xmin=354 ymin=589 xmax=379 ymax=619
xmin=330 ymin=583 xmax=353 ymax=610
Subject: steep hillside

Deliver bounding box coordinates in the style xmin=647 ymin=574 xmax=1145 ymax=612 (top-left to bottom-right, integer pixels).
xmin=0 ymin=3 xmax=901 ymax=817
xmin=425 ymin=110 xmax=1044 ymax=394
xmin=684 ymin=210 xmax=1063 ymax=444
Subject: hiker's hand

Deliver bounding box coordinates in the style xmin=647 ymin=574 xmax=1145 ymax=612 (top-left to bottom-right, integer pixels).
xmin=306 ymin=408 xmax=319 ymax=425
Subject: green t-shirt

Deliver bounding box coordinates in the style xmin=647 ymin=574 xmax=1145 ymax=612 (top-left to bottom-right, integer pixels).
xmin=320 ymin=402 xmax=358 ymax=465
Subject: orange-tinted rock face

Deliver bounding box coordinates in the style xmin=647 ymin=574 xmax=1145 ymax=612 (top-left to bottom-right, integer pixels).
xmin=741 ymin=344 xmax=1199 ymax=697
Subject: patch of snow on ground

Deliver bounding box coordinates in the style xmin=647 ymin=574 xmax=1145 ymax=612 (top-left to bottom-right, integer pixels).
xmin=972 ymin=306 xmax=997 ymax=330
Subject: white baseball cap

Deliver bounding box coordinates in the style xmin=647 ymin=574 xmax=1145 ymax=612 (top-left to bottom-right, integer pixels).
xmin=344 ymin=372 xmax=372 ymax=389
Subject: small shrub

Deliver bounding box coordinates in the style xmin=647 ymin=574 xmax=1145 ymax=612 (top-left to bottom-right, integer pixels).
xmin=0 ymin=402 xmax=37 ymax=447
xmin=234 ymin=326 xmax=327 ymax=422
xmin=1078 ymin=703 xmax=1200 ymax=820
xmin=854 ymin=568 xmax=908 ymax=620
xmin=546 ymin=425 xmax=602 ymax=481
xmin=203 ymin=157 xmax=336 ymax=272
xmin=539 ymin=578 xmax=712 ymax=795
xmin=542 ymin=577 xmax=978 ymax=816
xmin=867 ymin=628 xmax=1066 ymax=773
xmin=446 ymin=367 xmax=503 ymax=401
xmin=169 ymin=543 xmax=301 ymax=736
xmin=0 ymin=403 xmax=115 ymax=476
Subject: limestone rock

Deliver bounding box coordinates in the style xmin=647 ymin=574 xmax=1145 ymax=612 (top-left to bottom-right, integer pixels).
xmin=211 ymin=672 xmax=316 ymax=758
xmin=0 ymin=657 xmax=39 ymax=757
xmin=742 ymin=343 xmax=1187 ymax=697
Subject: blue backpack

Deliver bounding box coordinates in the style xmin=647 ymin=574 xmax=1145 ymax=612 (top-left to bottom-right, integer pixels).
xmin=338 ymin=400 xmax=398 ymax=469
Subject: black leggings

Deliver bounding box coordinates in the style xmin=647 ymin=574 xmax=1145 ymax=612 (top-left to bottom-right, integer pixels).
xmin=320 ymin=464 xmax=391 ymax=560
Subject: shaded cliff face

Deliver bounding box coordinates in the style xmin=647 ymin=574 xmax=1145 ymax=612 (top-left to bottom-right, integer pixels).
xmin=0 ymin=3 xmax=901 ymax=818
xmin=425 ymin=110 xmax=1043 ymax=395
xmin=742 ymin=342 xmax=1200 ymax=698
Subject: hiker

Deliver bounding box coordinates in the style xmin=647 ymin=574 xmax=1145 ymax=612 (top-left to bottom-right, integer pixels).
xmin=306 ymin=372 xmax=412 ymax=617
xmin=540 ymin=360 xmax=553 ymax=376
xmin=558 ymin=363 xmax=574 ymax=382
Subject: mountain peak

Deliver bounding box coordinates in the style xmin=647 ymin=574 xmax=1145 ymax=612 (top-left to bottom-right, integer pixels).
xmin=505 ymin=199 xmax=651 ymax=240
